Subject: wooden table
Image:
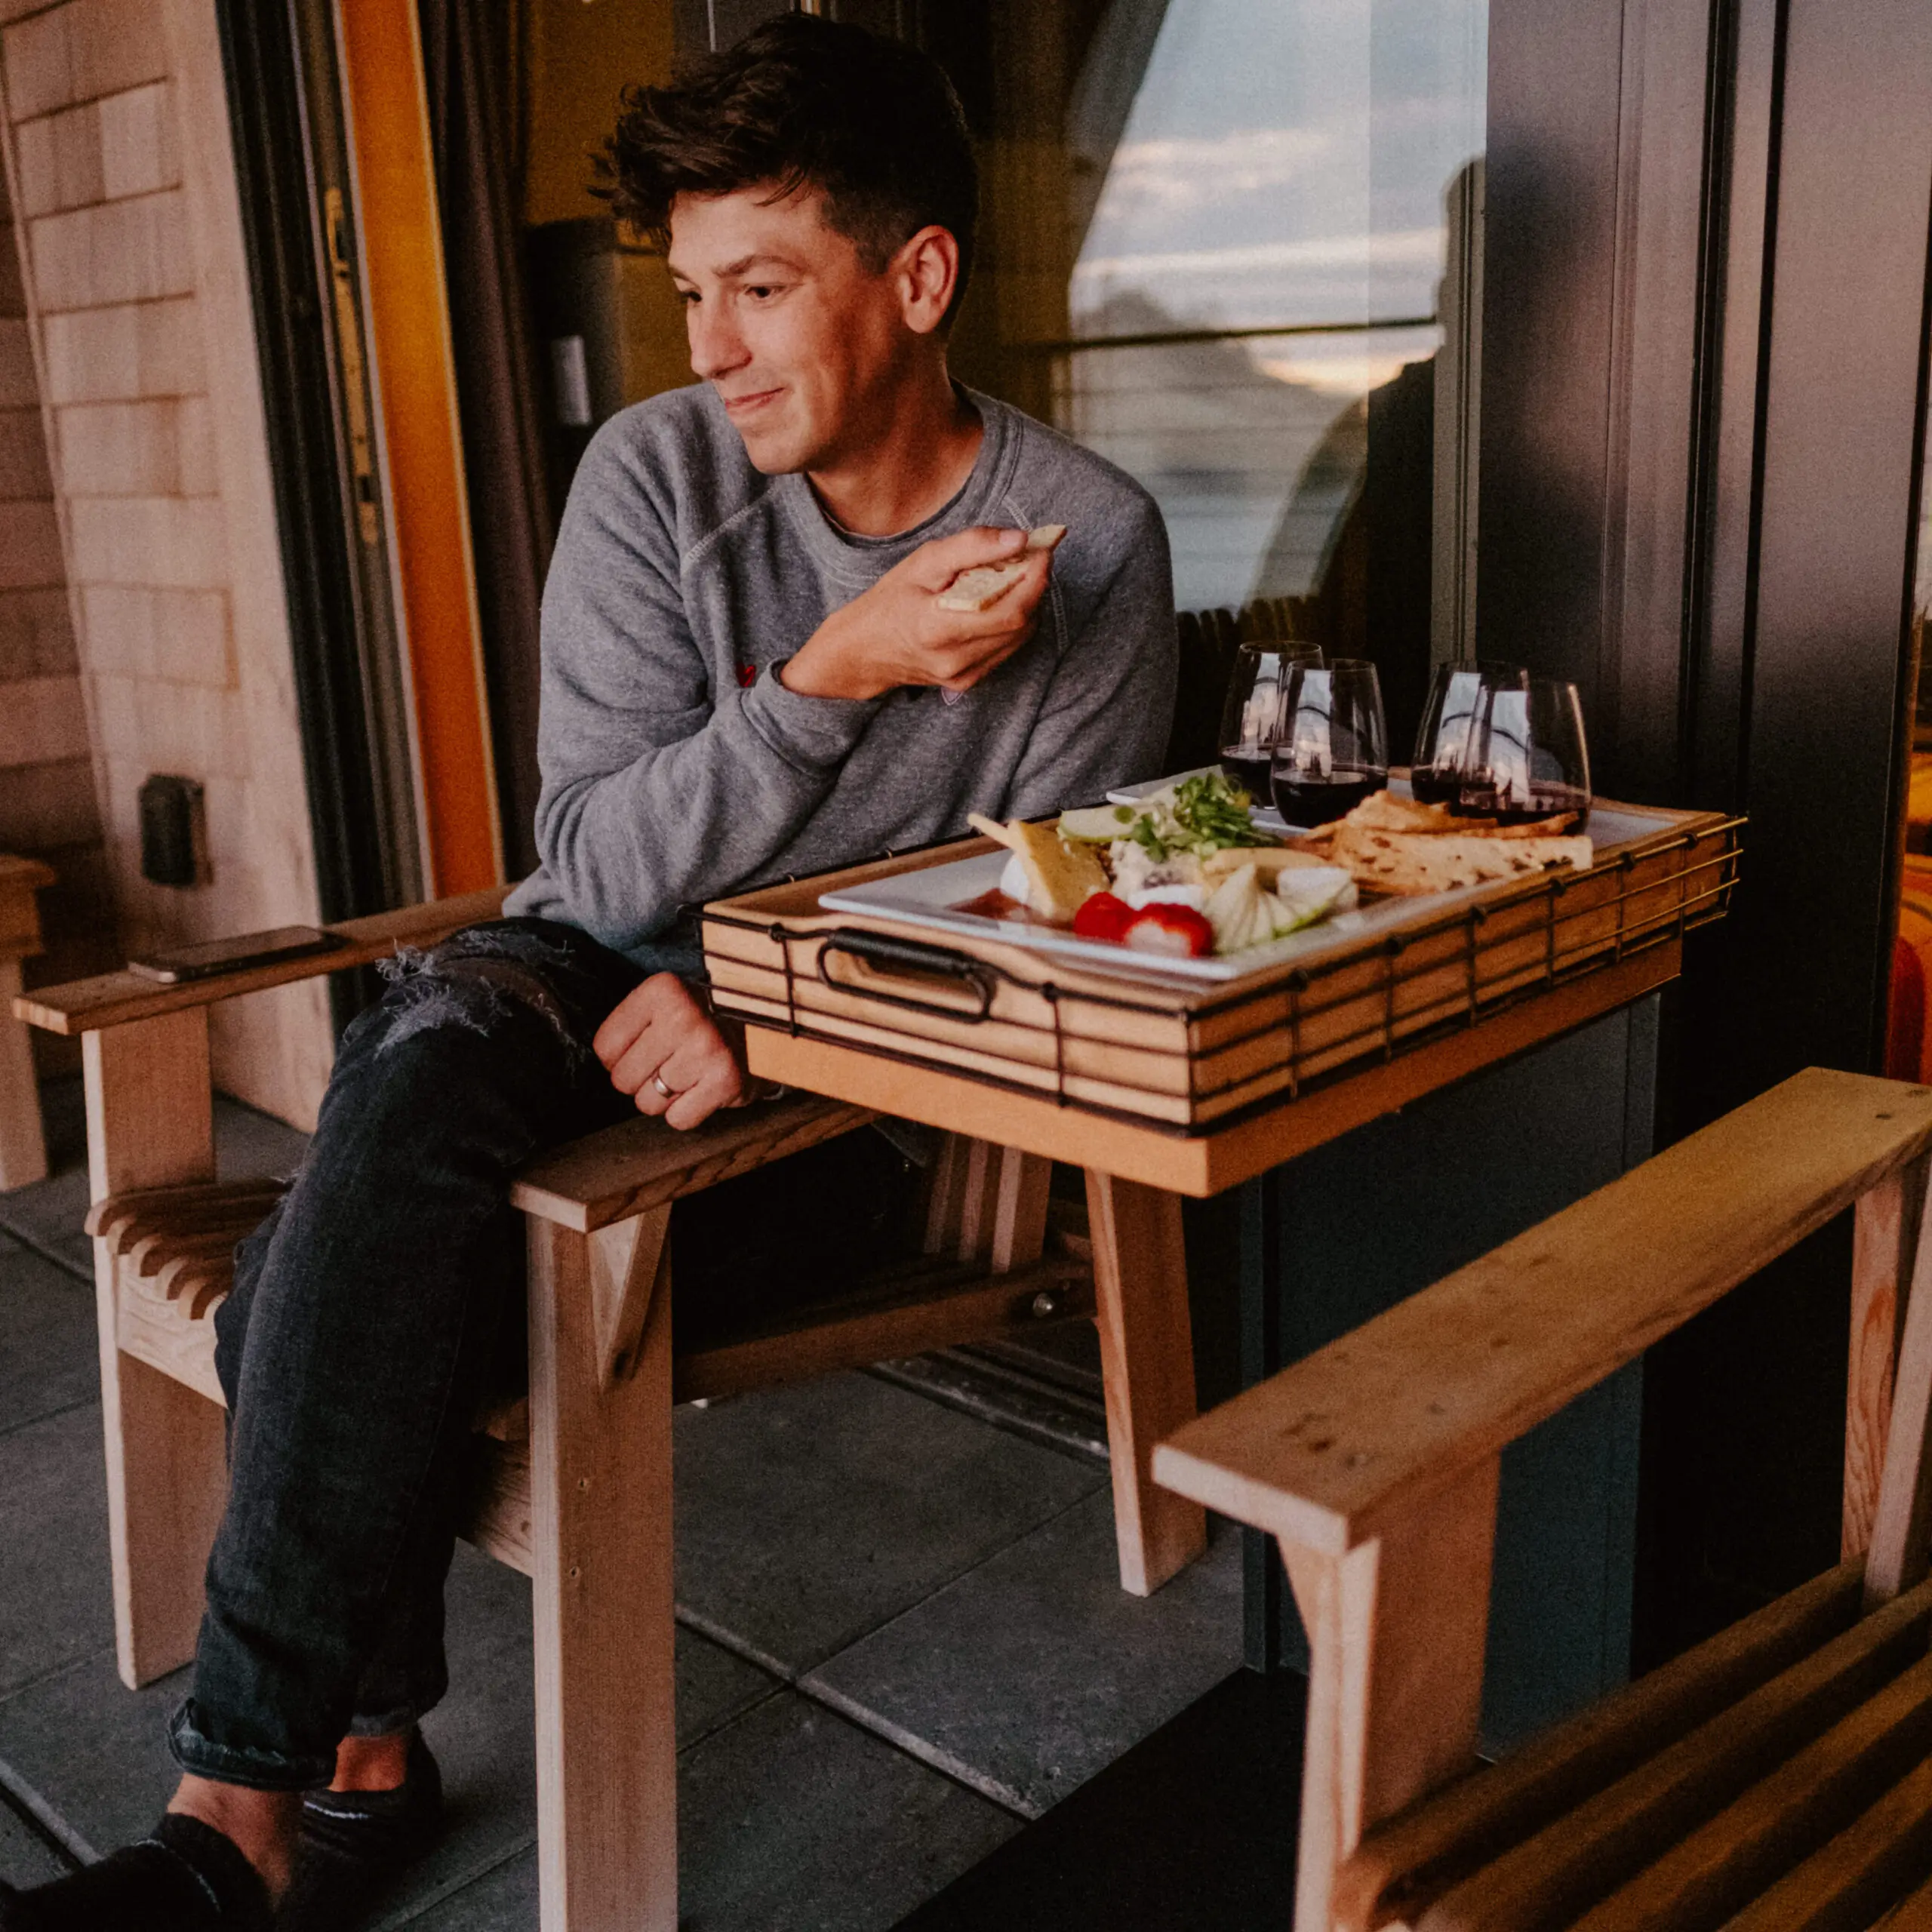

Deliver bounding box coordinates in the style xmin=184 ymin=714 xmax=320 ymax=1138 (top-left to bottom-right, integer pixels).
xmin=0 ymin=855 xmax=56 ymax=1190
xmin=738 ymin=937 xmax=1683 ymax=1601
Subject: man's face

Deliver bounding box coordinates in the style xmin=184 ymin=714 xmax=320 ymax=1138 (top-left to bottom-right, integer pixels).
xmin=667 ymin=185 xmax=923 ymax=475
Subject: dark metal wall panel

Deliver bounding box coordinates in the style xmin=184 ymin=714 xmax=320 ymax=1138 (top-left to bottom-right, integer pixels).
xmin=1738 ymin=0 xmax=1932 ymax=1084
xmin=1475 ymin=0 xmax=1629 ymax=709
xmin=214 ymin=2 xmax=390 ymax=937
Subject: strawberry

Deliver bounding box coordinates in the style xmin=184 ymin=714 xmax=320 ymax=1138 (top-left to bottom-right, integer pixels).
xmin=1121 ymin=903 xmax=1215 ymax=958
xmin=1072 ymin=892 xmax=1134 ymax=942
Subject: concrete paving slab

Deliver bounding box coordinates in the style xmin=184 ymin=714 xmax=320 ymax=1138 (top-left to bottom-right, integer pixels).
xmin=805 ymin=1494 xmax=1243 ymax=1817
xmin=0 ymin=1404 xmax=110 ymax=1700
xmin=0 ymin=1233 xmax=96 ymax=1436
xmin=404 ymin=1690 xmax=1020 ymax=1932
xmin=0 ymin=1543 xmax=776 ymax=1902
xmin=674 ymin=1374 xmax=1104 ymax=1678
xmin=678 ymin=1691 xmax=1018 ymax=1932
xmin=0 ymin=1802 xmax=66 ymax=1888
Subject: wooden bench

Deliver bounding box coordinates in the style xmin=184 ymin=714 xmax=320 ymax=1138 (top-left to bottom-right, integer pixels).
xmin=1153 ymin=1066 xmax=1932 ymax=1930
xmin=14 ymin=885 xmax=1203 ymax=1931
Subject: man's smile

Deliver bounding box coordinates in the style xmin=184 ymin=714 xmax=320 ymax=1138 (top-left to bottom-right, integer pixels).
xmin=719 ymin=384 xmax=786 ymax=417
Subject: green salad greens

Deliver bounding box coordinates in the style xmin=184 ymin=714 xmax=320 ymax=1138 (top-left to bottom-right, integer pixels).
xmin=1060 ymin=771 xmax=1275 ymax=860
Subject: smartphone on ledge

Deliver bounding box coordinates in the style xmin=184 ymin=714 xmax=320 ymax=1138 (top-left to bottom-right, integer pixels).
xmin=128 ymin=925 xmax=346 ymax=984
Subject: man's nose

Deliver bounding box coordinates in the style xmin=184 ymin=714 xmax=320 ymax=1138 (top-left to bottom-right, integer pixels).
xmin=688 ymin=301 xmax=749 ymax=381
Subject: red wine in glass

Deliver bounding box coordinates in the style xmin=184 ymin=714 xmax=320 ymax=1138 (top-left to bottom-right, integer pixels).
xmin=1407 ymin=765 xmax=1462 ymax=806
xmin=1272 ymin=767 xmax=1385 ymax=826
xmin=1220 ymin=748 xmax=1275 ymax=797
xmin=1457 ymin=782 xmax=1591 ymax=827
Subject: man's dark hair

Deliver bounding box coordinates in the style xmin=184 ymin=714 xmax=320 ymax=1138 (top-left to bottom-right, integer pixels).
xmin=600 ymin=15 xmax=979 ymax=327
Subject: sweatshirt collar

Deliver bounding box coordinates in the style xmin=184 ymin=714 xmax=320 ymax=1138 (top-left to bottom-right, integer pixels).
xmin=774 ymin=387 xmax=1018 ymax=586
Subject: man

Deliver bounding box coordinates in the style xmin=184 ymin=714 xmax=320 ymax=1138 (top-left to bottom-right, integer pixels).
xmin=2 ymin=17 xmax=1173 ymax=1930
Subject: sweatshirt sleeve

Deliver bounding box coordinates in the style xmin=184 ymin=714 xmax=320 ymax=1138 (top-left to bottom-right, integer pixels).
xmin=528 ymin=425 xmax=880 ymax=952
xmin=1001 ymin=491 xmax=1177 ymax=820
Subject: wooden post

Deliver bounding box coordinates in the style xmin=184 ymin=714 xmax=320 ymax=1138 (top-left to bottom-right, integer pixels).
xmin=0 ymin=955 xmax=48 ymax=1190
xmin=1847 ymin=1158 xmax=1931 ymax=1558
xmin=528 ymin=1212 xmax=677 ymax=1932
xmin=0 ymin=856 xmax=55 ymax=1192
xmin=83 ymin=1012 xmax=227 ymax=1688
xmin=1085 ymin=1170 xmax=1207 ymax=1594
xmin=1281 ymin=1455 xmax=1500 ymax=1932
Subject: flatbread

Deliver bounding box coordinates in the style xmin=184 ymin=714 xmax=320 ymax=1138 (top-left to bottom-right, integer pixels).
xmin=1309 ymin=789 xmax=1585 ymax=841
xmin=937 ymin=525 xmax=1068 ymax=613
xmin=967 ymin=812 xmax=1107 ymax=920
xmin=1322 ymin=826 xmax=1593 ymax=897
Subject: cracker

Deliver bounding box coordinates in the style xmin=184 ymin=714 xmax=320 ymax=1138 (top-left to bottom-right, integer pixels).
xmin=1325 ymin=826 xmax=1593 ymax=896
xmin=937 ymin=525 xmax=1067 ymax=612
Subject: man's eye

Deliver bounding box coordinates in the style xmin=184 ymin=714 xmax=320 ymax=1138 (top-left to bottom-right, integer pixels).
xmin=677 ymin=290 xmax=700 ymax=307
xmin=746 ymin=285 xmax=778 ymax=301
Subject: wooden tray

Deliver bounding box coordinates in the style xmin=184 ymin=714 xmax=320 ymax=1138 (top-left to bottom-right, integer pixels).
xmin=702 ymin=801 xmax=1740 ymax=1134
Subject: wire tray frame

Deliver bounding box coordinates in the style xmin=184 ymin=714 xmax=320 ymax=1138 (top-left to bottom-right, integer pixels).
xmin=702 ymin=815 xmax=1743 ymax=1138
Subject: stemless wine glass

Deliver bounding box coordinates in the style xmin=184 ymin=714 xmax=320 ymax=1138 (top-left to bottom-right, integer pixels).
xmin=1217 ymin=641 xmax=1322 ymax=798
xmin=1460 ymin=677 xmax=1592 ymax=823
xmin=1270 ymin=659 xmax=1388 ymax=827
xmin=1411 ymin=660 xmax=1527 ymax=804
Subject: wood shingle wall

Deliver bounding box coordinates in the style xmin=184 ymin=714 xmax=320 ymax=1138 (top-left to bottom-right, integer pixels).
xmin=0 ymin=0 xmax=334 ymax=1125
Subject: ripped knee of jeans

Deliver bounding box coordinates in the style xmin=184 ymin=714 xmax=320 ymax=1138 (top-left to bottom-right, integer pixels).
xmin=374 ymin=928 xmax=586 ymax=1064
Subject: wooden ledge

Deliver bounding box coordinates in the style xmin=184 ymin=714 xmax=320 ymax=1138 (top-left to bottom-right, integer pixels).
xmin=13 ymin=887 xmax=512 ymax=1035
xmin=1152 ymin=1067 xmax=1932 ymax=1555
xmin=509 ymin=1091 xmax=875 ymax=1231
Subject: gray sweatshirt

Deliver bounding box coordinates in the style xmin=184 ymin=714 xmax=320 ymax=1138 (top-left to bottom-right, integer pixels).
xmin=504 ymin=383 xmax=1177 ymax=961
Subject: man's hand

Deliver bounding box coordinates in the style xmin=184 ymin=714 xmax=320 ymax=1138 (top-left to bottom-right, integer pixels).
xmin=594 ymin=973 xmax=752 ymax=1131
xmin=780 ymin=526 xmax=1052 ymax=701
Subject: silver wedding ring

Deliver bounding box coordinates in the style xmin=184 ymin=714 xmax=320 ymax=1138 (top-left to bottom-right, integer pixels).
xmin=651 ymin=1072 xmax=678 ymax=1100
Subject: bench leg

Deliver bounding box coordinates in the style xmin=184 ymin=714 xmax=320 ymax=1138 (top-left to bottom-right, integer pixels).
xmin=528 ymin=1211 xmax=677 ymax=1932
xmin=1282 ymin=1454 xmax=1498 ymax=1932
xmin=0 ymin=956 xmax=48 ymax=1189
xmin=85 ymin=1013 xmax=226 ymax=1688
xmin=1846 ymin=1156 xmax=1930 ymax=1558
xmin=1085 ymin=1171 xmax=1206 ymax=1595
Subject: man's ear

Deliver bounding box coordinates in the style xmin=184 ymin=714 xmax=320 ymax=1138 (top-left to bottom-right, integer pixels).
xmin=894 ymin=225 xmax=960 ymax=337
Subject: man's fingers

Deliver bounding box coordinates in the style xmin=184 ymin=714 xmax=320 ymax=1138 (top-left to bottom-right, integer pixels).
xmin=665 ymin=1061 xmax=740 ymax=1130
xmin=906 ymin=525 xmax=1029 ymax=590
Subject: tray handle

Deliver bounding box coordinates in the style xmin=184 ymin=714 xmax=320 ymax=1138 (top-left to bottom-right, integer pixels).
xmin=817 ymin=929 xmax=995 ymax=1022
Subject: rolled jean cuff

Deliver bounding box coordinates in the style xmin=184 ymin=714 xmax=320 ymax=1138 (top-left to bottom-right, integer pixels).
xmin=345 ymin=1692 xmax=438 ymax=1740
xmin=167 ymin=1700 xmax=336 ymax=1793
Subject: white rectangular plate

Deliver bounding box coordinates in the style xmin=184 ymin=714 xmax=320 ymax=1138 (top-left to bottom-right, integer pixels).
xmin=817 ymin=801 xmax=1666 ymax=986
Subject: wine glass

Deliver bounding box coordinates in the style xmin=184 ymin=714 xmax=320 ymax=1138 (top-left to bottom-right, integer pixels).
xmin=1217 ymin=641 xmax=1322 ymax=801
xmin=1460 ymin=677 xmax=1592 ymax=824
xmin=1270 ymin=659 xmax=1388 ymax=827
xmin=1411 ymin=661 xmax=1527 ymax=804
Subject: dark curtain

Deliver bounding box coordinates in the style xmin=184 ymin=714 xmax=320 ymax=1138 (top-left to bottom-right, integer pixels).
xmin=417 ymin=0 xmax=550 ymax=880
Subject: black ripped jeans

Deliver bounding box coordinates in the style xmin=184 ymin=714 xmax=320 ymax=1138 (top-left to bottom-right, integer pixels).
xmin=167 ymin=918 xmax=915 ymax=1790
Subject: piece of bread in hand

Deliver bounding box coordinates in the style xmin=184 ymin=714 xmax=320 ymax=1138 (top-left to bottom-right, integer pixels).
xmin=1324 ymin=826 xmax=1593 ymax=896
xmin=968 ymin=811 xmax=1106 ymax=921
xmin=937 ymin=525 xmax=1068 ymax=613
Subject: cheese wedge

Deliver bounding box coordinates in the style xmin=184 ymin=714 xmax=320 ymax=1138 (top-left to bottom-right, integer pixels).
xmin=937 ymin=525 xmax=1068 ymax=612
xmin=968 ymin=811 xmax=1106 ymax=921
xmin=1324 ymin=826 xmax=1593 ymax=897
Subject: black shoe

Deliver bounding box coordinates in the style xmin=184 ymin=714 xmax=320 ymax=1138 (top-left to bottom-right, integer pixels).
xmin=0 ymin=1814 xmax=272 ymax=1931
xmin=275 ymin=1734 xmax=442 ymax=1931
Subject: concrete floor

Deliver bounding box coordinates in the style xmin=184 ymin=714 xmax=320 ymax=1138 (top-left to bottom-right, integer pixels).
xmin=0 ymin=1078 xmax=1241 ymax=1929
